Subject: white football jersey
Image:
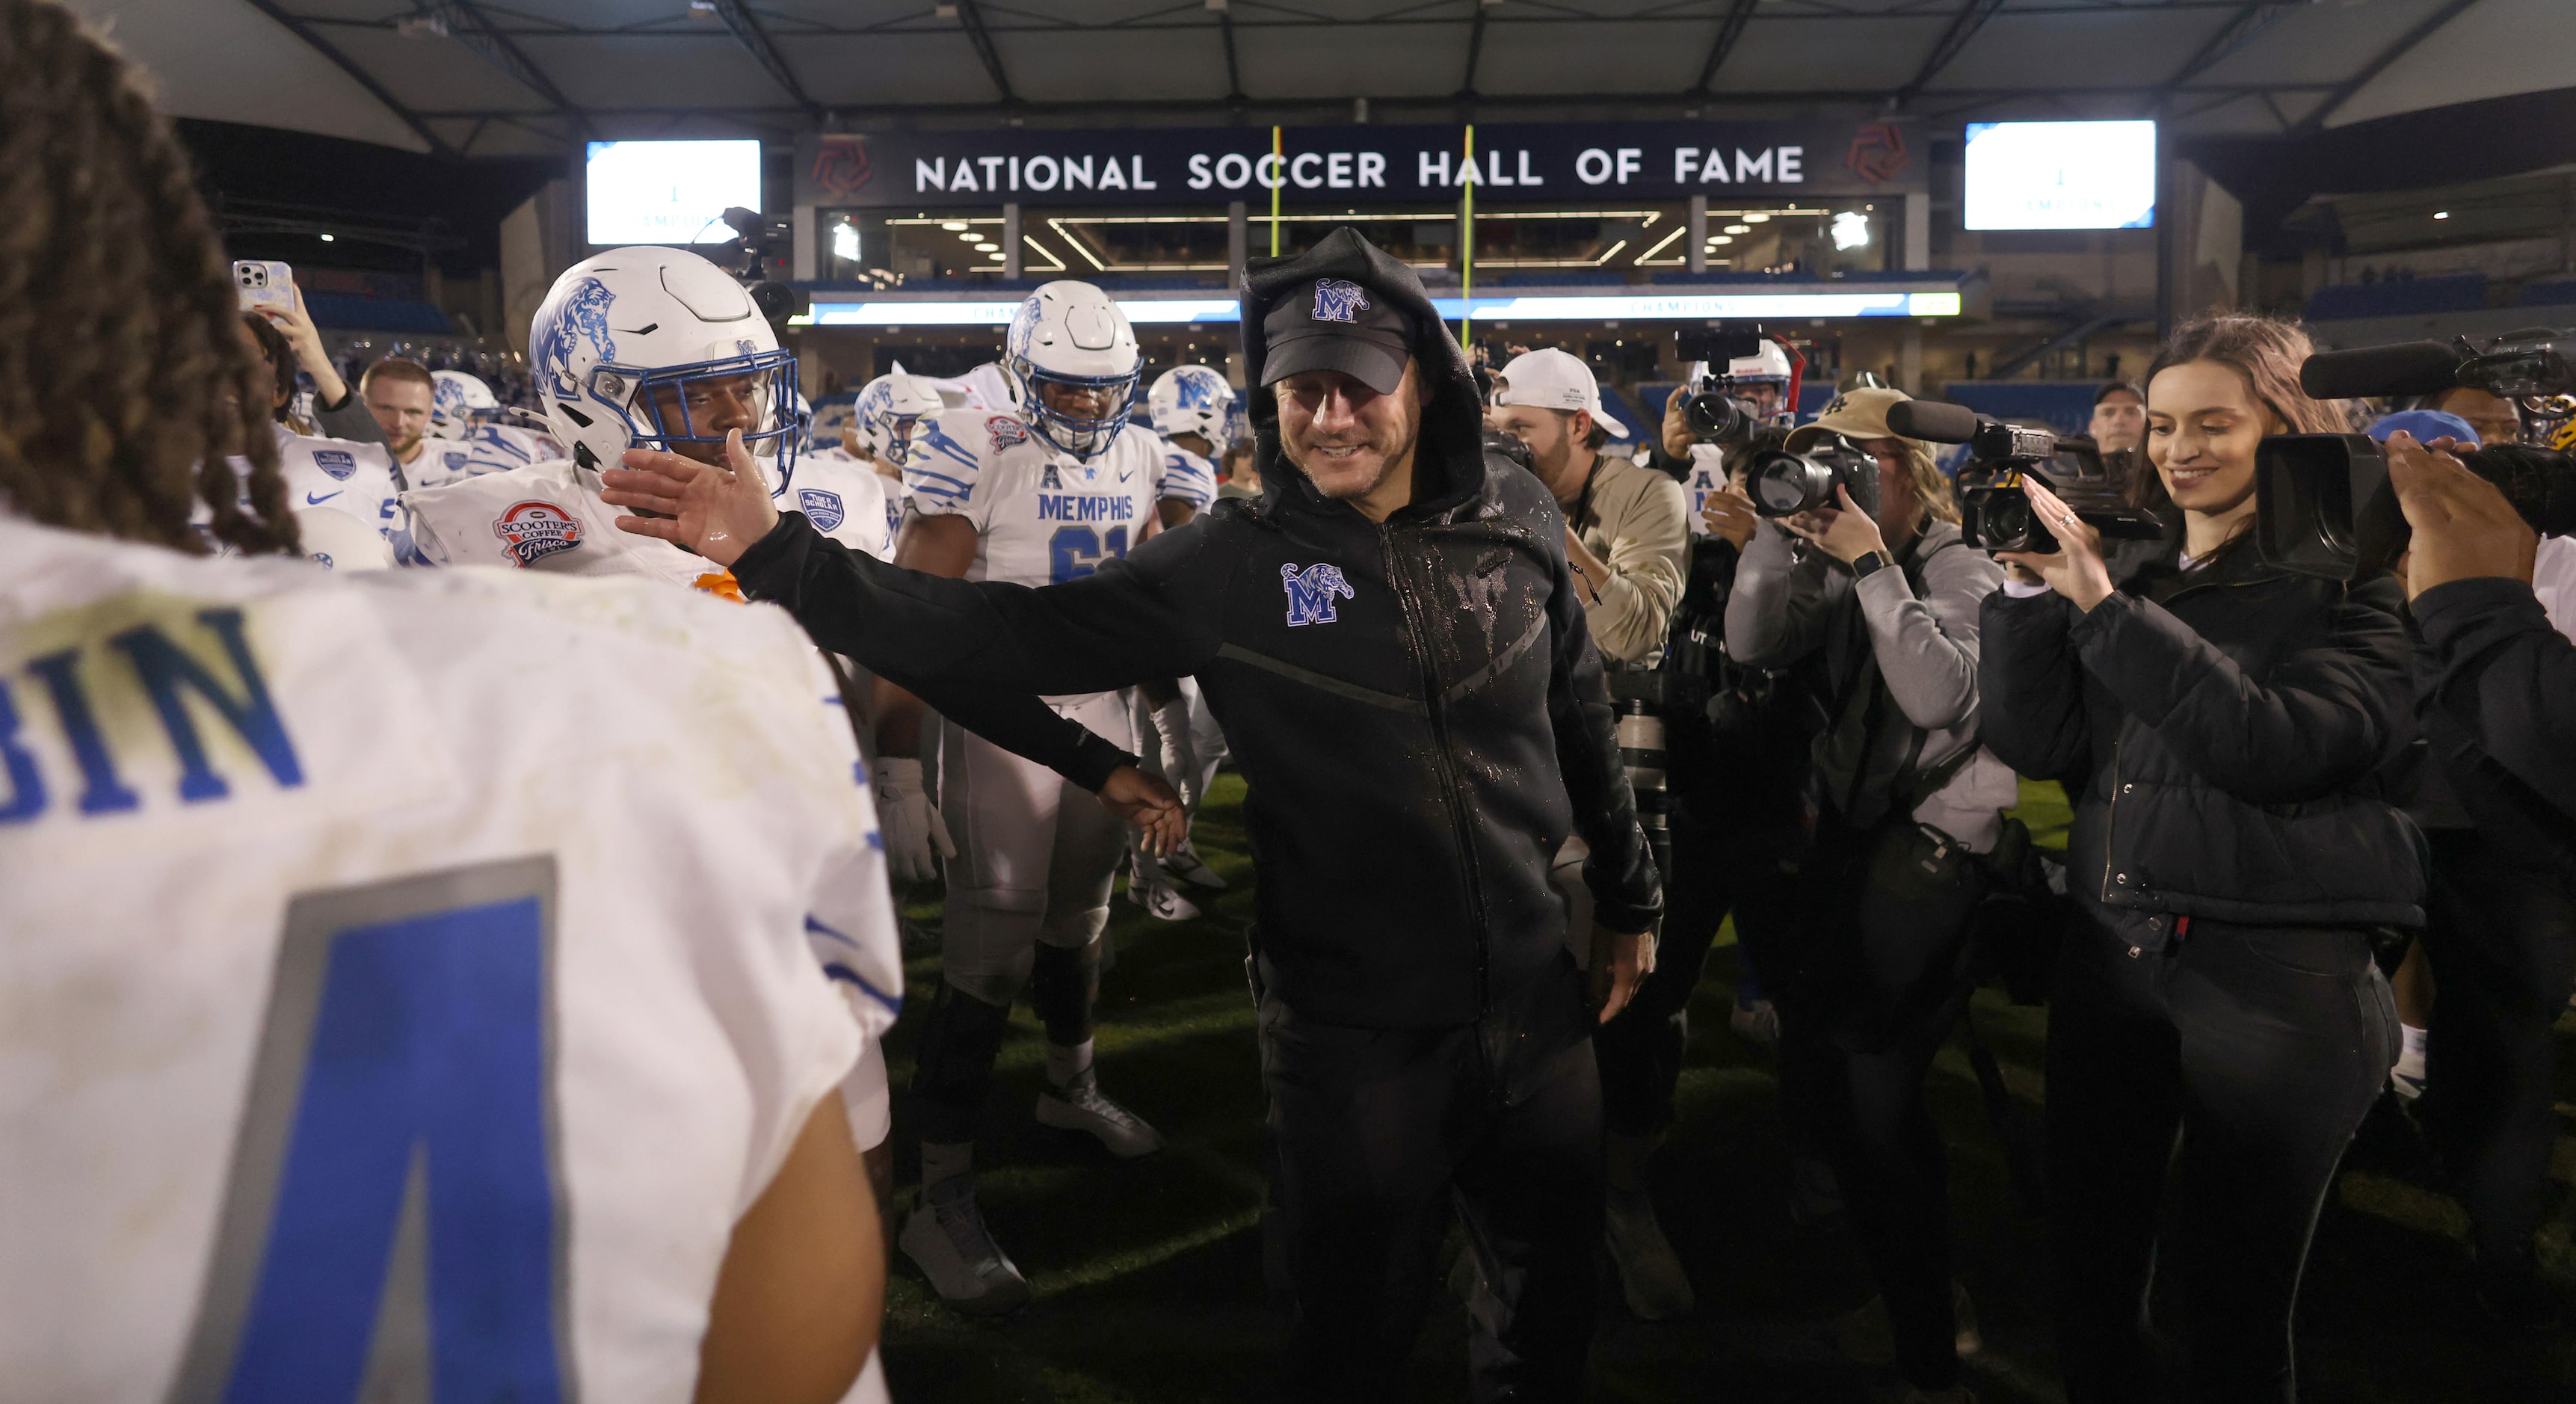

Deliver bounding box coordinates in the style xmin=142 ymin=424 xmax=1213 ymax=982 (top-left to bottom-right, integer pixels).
xmin=404 ymin=458 xmax=726 ymax=591
xmin=903 ymin=407 xmax=1183 ymax=588
xmin=1154 ymin=435 xmax=1219 ymax=516
xmin=780 ymin=452 xmax=896 ymax=563
xmin=1677 ymin=444 xmax=1727 ymax=539
xmin=0 ymin=514 xmax=899 ymax=1403
xmin=262 ymin=424 xmax=424 ymax=564
xmin=406 ymin=423 xmax=565 ymax=491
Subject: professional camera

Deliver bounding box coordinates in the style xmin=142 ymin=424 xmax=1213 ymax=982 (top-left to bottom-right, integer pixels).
xmin=1674 ymin=330 xmax=1802 ymax=443
xmin=1886 ymin=400 xmax=2164 ymax=554
xmin=713 ymin=205 xmax=811 ymax=324
xmin=1745 ymin=434 xmax=1882 ymax=518
xmin=2255 ymin=333 xmax=2576 ymax=578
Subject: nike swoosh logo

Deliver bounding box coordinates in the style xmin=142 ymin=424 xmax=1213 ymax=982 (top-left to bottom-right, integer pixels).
xmin=1119 ymin=468 xmax=1138 ymax=482
xmin=305 ymin=491 xmax=342 ymax=505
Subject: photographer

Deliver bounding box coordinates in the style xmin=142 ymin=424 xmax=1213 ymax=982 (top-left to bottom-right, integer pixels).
xmin=1981 ymin=315 xmax=2418 ymax=1402
xmin=2088 ymin=382 xmax=2145 ymax=455
xmin=1725 ymin=387 xmax=2017 ymax=1404
xmin=2383 ymin=430 xmax=2576 ymax=1326
xmin=247 ymin=280 xmax=390 ymax=448
xmin=1491 ymin=349 xmax=1687 ymax=665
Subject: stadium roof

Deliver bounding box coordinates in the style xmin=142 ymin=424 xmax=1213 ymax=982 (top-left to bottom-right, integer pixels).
xmin=70 ymin=0 xmax=2574 ymax=159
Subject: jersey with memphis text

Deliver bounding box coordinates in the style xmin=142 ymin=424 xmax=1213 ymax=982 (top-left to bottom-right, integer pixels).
xmin=0 ymin=514 xmax=899 ymax=1403
xmin=902 ymin=407 xmax=1183 ymax=590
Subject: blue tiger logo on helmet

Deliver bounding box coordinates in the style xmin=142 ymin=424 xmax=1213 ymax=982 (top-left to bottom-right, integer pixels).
xmin=535 ymin=277 xmax=617 ymax=402
xmin=1147 ymin=363 xmax=1237 ymax=455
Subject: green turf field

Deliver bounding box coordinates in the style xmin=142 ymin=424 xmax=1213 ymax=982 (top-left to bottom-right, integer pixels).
xmin=878 ymin=775 xmax=2576 ymax=1401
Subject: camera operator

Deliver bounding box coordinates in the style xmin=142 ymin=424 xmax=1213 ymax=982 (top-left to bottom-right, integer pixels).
xmin=2380 ymin=428 xmax=2576 ymax=1326
xmin=2420 ymin=383 xmax=2522 ymax=446
xmin=1725 ymin=387 xmax=2017 ymax=1404
xmin=1491 ymin=348 xmax=1687 ymax=665
xmin=1980 ymin=315 xmax=2419 ymax=1402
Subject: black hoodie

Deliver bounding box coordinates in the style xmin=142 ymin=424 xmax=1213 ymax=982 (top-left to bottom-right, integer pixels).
xmin=727 ymin=227 xmax=1660 ymax=1029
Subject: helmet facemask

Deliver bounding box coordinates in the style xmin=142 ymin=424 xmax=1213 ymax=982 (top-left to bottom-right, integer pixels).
xmin=1011 ymin=363 xmax=1139 ymax=462
xmin=590 ymin=345 xmax=801 ymax=489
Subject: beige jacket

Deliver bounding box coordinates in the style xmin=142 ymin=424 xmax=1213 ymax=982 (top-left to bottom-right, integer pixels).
xmin=1564 ymin=452 xmax=1688 ymax=665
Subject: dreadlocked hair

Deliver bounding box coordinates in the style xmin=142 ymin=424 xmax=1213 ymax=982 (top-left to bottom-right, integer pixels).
xmin=0 ymin=0 xmax=295 ymax=555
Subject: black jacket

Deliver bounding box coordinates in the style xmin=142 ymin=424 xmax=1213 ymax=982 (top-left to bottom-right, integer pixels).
xmin=730 ymin=227 xmax=1660 ymax=1029
xmin=2409 ymin=576 xmax=2576 ymax=870
xmin=1979 ymin=538 xmax=2426 ymax=945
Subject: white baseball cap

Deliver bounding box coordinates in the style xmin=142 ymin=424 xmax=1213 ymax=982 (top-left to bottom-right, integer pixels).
xmin=1493 ymin=348 xmax=1628 ymax=438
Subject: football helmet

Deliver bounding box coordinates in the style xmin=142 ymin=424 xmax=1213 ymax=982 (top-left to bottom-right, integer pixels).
xmin=428 ymin=370 xmax=500 ymax=440
xmin=1147 ymin=364 xmax=1234 ymax=452
xmin=1003 ymin=281 xmax=1139 ymax=461
xmin=527 ymin=246 xmax=801 ymax=484
xmin=854 ymin=372 xmax=945 ymax=467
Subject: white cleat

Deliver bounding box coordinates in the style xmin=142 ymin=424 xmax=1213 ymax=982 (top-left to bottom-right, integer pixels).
xmin=1036 ymin=1068 xmax=1164 ymax=1158
xmin=1159 ymin=840 xmax=1227 ymax=890
xmin=899 ymin=1180 xmax=1031 ymax=1316
xmin=1127 ymin=874 xmax=1201 ymax=922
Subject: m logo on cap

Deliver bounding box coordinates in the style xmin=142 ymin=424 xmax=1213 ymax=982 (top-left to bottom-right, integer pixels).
xmin=1312 ymin=279 xmax=1369 ymax=324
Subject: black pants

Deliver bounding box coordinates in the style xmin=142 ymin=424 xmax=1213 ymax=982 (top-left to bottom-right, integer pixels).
xmin=1594 ymin=783 xmax=1802 ymax=1138
xmin=2048 ymin=916 xmax=2396 ymax=1404
xmin=1259 ymin=958 xmax=1602 ymax=1403
xmin=1776 ymin=820 xmax=1989 ymax=1393
xmin=2419 ymin=827 xmax=2576 ymax=1268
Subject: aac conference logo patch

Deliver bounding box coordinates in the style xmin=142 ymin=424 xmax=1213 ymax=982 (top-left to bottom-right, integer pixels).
xmin=493 ymin=499 xmax=582 ymax=567
xmin=987 ymin=416 xmax=1031 ymax=454
xmin=311 ymin=449 xmax=357 ymax=481
xmin=798 ymin=487 xmax=846 ymax=532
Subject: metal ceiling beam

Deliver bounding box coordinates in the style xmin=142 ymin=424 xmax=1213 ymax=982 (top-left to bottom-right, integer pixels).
xmin=241 ymin=0 xmax=453 ymax=155
xmin=1218 ymin=7 xmax=1245 ymax=103
xmin=2154 ymin=1 xmax=2299 ymax=111
xmin=1691 ymin=0 xmax=1762 ymax=95
xmin=1895 ymin=0 xmax=2009 ymax=107
xmin=2299 ymin=0 xmax=2484 ymax=132
xmin=1457 ymin=7 xmax=1487 ymax=99
xmin=421 ymin=1 xmax=588 ymax=134
xmin=954 ymin=0 xmax=1017 ymax=105
xmin=705 ymin=0 xmax=823 ymax=120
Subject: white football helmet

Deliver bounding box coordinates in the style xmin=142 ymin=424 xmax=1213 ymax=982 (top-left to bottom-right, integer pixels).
xmin=853 ymin=372 xmax=945 ymax=466
xmin=1725 ymin=339 xmax=1795 ymax=387
xmin=527 ymin=245 xmax=801 ymax=484
xmin=1147 ymin=364 xmax=1234 ymax=452
xmin=1003 ymin=281 xmax=1140 ymax=461
xmin=428 ymin=370 xmax=500 ymax=440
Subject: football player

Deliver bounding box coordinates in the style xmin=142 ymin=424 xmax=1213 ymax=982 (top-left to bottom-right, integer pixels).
xmin=238 ymin=312 xmax=422 ymax=564
xmin=4 ymin=7 xmax=894 ymax=1398
xmin=405 ymin=370 xmax=567 ymax=490
xmin=849 ymin=370 xmax=946 ymax=546
xmin=873 ymin=283 xmax=1206 ymax=1311
xmin=1124 ymin=365 xmax=1235 ymax=914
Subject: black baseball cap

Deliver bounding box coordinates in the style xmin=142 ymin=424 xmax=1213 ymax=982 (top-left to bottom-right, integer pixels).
xmin=1260 ymin=277 xmax=1413 ymax=395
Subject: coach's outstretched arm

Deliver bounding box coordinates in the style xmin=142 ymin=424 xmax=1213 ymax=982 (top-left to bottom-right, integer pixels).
xmin=605 ymin=434 xmax=1216 ymax=695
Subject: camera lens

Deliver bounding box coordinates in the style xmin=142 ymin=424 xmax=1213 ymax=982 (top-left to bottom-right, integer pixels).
xmin=1682 ymin=392 xmax=1742 ymax=440
xmin=1748 ymin=450 xmax=1834 ymax=516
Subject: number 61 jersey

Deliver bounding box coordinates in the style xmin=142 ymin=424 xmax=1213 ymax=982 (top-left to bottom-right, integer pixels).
xmin=0 ymin=516 xmax=900 ymax=1403
xmin=903 ymin=406 xmax=1197 ymax=588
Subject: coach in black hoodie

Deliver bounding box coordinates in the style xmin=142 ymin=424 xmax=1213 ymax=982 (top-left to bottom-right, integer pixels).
xmin=602 ymin=227 xmax=1660 ymax=1400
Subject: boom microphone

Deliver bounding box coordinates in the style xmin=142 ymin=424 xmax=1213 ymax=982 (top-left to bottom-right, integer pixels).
xmin=2298 ymin=341 xmax=2465 ymax=400
xmin=1885 ymin=398 xmax=1979 ymax=444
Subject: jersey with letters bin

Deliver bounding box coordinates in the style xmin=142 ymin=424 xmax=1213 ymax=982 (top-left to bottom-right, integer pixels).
xmin=0 ymin=515 xmax=900 ymax=1402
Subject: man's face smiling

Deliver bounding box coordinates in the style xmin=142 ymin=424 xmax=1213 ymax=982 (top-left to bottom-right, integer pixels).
xmin=1274 ymin=362 xmax=1426 ymax=507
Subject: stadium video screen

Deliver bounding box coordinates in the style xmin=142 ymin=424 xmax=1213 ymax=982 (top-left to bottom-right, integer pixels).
xmin=585 ymin=140 xmax=762 ymax=246
xmin=1963 ymin=121 xmax=2157 ymax=231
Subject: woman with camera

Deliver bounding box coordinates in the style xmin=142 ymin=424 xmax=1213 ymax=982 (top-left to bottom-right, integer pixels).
xmin=1980 ymin=315 xmax=2419 ymax=1403
xmin=1725 ymin=388 xmax=2018 ymax=1404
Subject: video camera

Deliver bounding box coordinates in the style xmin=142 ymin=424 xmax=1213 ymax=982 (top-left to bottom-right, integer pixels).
xmin=1885 ymin=400 xmax=2164 ymax=554
xmin=714 ymin=206 xmax=811 ymax=324
xmin=2255 ymin=332 xmax=2576 ymax=579
xmin=1673 ymin=329 xmax=1803 ymax=443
